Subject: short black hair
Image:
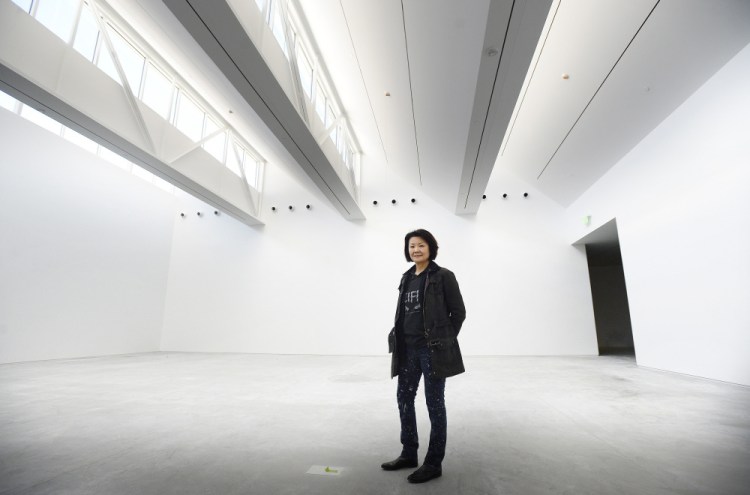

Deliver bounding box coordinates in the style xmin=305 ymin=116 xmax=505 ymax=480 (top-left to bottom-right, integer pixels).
xmin=404 ymin=229 xmax=439 ymax=262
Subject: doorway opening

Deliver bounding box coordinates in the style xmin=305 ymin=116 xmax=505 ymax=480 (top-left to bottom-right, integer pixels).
xmin=577 ymin=219 xmax=635 ymax=356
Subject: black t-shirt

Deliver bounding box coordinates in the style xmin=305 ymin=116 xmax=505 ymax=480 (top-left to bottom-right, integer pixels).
xmin=401 ymin=271 xmax=427 ymax=347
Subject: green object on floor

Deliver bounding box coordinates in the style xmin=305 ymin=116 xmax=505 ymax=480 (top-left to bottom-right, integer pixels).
xmin=325 ymin=467 xmax=338 ymax=474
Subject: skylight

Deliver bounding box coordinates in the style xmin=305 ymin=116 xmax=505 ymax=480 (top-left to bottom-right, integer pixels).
xmin=8 ymin=0 xmax=267 ymax=198
xmin=34 ymin=0 xmax=78 ymax=43
xmin=247 ymin=0 xmax=361 ymax=191
xmin=175 ymin=92 xmax=205 ymax=143
xmin=108 ymin=28 xmax=145 ymax=94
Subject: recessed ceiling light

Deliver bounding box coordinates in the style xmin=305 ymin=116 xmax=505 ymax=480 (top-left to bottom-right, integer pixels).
xmin=487 ymin=48 xmax=498 ymax=57
xmin=562 ymin=73 xmax=570 ymax=80
xmin=385 ymin=92 xmax=391 ymax=97
xmin=228 ymin=109 xmax=234 ymax=114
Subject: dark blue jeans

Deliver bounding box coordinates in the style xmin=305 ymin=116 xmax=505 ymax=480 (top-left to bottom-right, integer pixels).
xmin=397 ymin=345 xmax=447 ymax=467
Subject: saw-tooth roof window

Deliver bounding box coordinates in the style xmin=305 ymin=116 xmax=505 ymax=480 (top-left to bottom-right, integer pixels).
xmin=7 ymin=0 xmax=268 ymax=199
xmin=34 ymin=0 xmax=78 ymax=43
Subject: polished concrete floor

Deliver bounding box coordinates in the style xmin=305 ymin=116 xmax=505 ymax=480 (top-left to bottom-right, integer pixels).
xmin=1 ymin=353 xmax=748 ymax=495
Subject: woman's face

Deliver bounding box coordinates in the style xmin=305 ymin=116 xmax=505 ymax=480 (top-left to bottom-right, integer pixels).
xmin=408 ymin=237 xmax=430 ymax=264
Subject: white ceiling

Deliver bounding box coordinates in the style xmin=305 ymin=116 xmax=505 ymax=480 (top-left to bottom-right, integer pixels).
xmin=501 ymin=0 xmax=750 ymax=206
xmin=119 ymin=0 xmax=750 ymax=215
xmin=295 ymin=0 xmax=551 ymax=213
xmin=294 ymin=0 xmax=750 ymax=209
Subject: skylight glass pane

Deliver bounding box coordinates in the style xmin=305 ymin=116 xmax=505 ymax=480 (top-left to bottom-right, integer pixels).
xmin=270 ymin=1 xmax=288 ymax=58
xmin=11 ymin=0 xmax=33 ymax=14
xmin=325 ymin=104 xmax=335 ymax=129
xmin=96 ymin=42 xmax=122 ymax=84
xmin=296 ymin=49 xmax=312 ymax=98
xmin=345 ymin=146 xmax=353 ymax=169
xmin=244 ymin=159 xmax=258 ymax=189
xmin=35 ymin=0 xmax=80 ymax=44
xmin=175 ymin=91 xmax=204 ymax=142
xmin=203 ymin=116 xmax=220 ymax=138
xmin=73 ymin=4 xmax=99 ymax=62
xmin=63 ymin=127 xmax=98 ymax=154
xmin=226 ymin=142 xmax=243 ymax=177
xmin=264 ymin=0 xmax=273 ymax=23
xmin=330 ymin=125 xmax=338 ymax=147
xmin=142 ymin=63 xmax=173 ymax=120
xmin=314 ymin=82 xmax=326 ymax=122
xmin=0 ymin=90 xmax=17 ymax=112
xmin=98 ymin=146 xmax=132 ymax=172
xmin=20 ymin=105 xmax=63 ymax=135
xmin=204 ymin=132 xmax=226 ymax=163
xmin=108 ymin=27 xmax=144 ymax=95
xmin=337 ymin=126 xmax=345 ymax=155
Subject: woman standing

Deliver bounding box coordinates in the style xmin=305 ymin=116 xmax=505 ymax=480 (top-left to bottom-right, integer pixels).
xmin=382 ymin=229 xmax=466 ymax=484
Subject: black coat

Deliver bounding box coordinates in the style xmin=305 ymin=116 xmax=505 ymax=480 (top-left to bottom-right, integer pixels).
xmin=389 ymin=261 xmax=466 ymax=378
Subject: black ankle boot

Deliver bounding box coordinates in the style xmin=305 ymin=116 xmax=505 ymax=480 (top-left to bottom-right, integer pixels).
xmin=407 ymin=464 xmax=442 ymax=483
xmin=381 ymin=457 xmax=419 ymax=471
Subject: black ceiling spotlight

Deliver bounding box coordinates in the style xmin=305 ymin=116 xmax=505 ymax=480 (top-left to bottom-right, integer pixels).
xmin=180 ymin=212 xmax=185 ymax=218
xmin=197 ymin=211 xmax=202 ymax=217
xmin=502 ymin=193 xmax=508 ymax=199
xmin=288 ymin=205 xmax=294 ymax=211
xmin=271 ymin=206 xmax=277 ymax=212
xmin=523 ymin=192 xmax=529 ymax=198
xmin=411 ymin=198 xmax=416 ymax=203
xmin=306 ymin=204 xmax=311 ymax=210
xmin=391 ymin=199 xmax=397 ymax=204
xmin=214 ymin=210 xmax=219 ymax=216
xmin=373 ymin=200 xmax=378 ymax=206
xmin=482 ymin=194 xmax=486 ymax=199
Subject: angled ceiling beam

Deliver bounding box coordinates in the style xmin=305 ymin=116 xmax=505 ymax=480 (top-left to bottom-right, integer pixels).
xmin=0 ymin=64 xmax=262 ymax=226
xmin=0 ymin=1 xmax=262 ymax=226
xmin=456 ymin=0 xmax=552 ymax=215
xmin=162 ymin=0 xmax=365 ymax=221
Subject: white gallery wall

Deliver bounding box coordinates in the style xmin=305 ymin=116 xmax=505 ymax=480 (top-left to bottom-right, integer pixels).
xmin=160 ymin=153 xmax=598 ymax=357
xmin=0 ymin=110 xmax=176 ymax=364
xmin=0 ymin=99 xmax=598 ymax=365
xmin=566 ymin=43 xmax=750 ymax=386
xmin=4 ymin=44 xmax=748 ymax=387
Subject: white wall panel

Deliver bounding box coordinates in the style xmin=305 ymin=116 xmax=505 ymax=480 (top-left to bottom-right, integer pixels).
xmin=0 ymin=110 xmax=176 ymax=364
xmin=160 ymin=150 xmax=598 ymax=357
xmin=567 ymin=44 xmax=750 ymax=385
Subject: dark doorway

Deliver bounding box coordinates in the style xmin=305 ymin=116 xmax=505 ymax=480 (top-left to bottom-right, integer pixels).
xmin=579 ymin=220 xmax=635 ymax=356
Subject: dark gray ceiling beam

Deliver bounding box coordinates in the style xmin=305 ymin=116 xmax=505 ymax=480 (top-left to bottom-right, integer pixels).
xmin=456 ymin=0 xmax=552 ymax=215
xmin=162 ymin=0 xmax=365 ymax=221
